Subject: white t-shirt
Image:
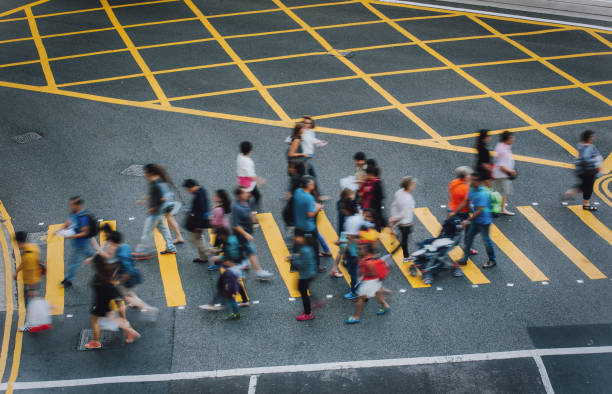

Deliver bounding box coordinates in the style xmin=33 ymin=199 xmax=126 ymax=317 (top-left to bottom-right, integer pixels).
xmin=236 ymin=154 xmax=255 ymax=177
xmin=492 ymin=142 xmax=514 ymax=179
xmin=390 ymin=189 xmax=415 ymax=225
xmin=284 ymin=129 xmax=322 ymax=156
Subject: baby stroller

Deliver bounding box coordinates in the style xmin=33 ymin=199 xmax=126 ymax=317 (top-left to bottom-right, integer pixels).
xmin=410 ymin=216 xmax=464 ymax=285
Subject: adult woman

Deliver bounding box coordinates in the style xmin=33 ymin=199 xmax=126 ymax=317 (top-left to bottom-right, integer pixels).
xmin=389 ymin=176 xmax=416 ymax=264
xmin=287 ymin=122 xmax=307 ymax=163
xmin=492 ymin=131 xmax=516 ymax=216
xmin=474 ymin=129 xmax=492 ymax=187
xmin=563 ymin=130 xmax=603 ymax=211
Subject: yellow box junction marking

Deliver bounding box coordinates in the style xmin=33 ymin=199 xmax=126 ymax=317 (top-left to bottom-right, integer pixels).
xmin=414 ymin=207 xmax=490 ymax=284
xmin=315 ymin=210 xmax=351 ymax=285
xmin=45 ymin=224 xmax=65 ymax=315
xmin=378 ymin=228 xmax=430 ymax=288
xmin=489 ymin=224 xmax=549 ymax=282
xmin=24 ymin=6 xmax=55 ymax=88
xmin=0 ymin=209 xmax=14 ymax=382
xmin=568 ymin=205 xmax=612 ymax=248
xmin=518 ymin=206 xmax=606 ymax=280
xmin=257 ymin=212 xmax=300 ymax=297
xmin=154 ymin=219 xmax=186 ymax=306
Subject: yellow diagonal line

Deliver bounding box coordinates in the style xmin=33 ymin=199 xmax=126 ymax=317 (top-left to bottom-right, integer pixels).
xmin=0 ymin=202 xmax=14 ymax=384
xmin=0 ymin=0 xmax=50 ymax=18
xmin=25 ymin=6 xmax=55 ymax=87
xmin=184 ymin=0 xmax=291 ymax=122
xmin=361 ymin=1 xmax=578 ymax=157
xmin=271 ymin=0 xmax=450 ymax=144
xmin=568 ymin=205 xmax=612 ymax=247
xmin=46 ymin=224 xmax=65 ymax=315
xmin=100 ymin=0 xmax=169 ymax=106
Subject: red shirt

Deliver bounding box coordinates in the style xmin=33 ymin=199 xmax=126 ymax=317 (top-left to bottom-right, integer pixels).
xmin=448 ymin=178 xmax=470 ymax=213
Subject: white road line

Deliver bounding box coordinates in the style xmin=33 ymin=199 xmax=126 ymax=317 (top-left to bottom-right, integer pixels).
xmin=5 ymin=346 xmax=612 ymax=390
xmin=533 ymin=355 xmax=555 ymax=394
xmin=379 ymin=0 xmax=612 ymax=31
xmin=247 ymin=375 xmax=258 ymax=394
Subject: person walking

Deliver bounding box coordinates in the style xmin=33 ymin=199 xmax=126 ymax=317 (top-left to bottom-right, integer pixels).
xmin=287 ymin=123 xmax=307 ymax=163
xmin=182 ymin=179 xmax=212 ymax=264
xmin=232 ymin=187 xmax=274 ymax=280
xmin=14 ymin=231 xmax=42 ymax=303
xmin=475 ymin=129 xmax=493 ymax=187
xmin=211 ymin=189 xmax=231 ymax=249
xmin=448 ymin=166 xmax=478 ymax=257
xmin=452 ymin=173 xmax=497 ymax=268
xmin=156 ymin=165 xmax=185 ymax=244
xmin=58 ymin=196 xmax=94 ymax=287
xmin=293 ymin=176 xmax=324 ymax=272
xmin=359 ymin=165 xmax=386 ymax=231
xmin=289 ymin=234 xmax=317 ymax=321
xmin=563 ymin=130 xmax=603 ymax=211
xmin=389 ymin=176 xmax=416 ymax=264
xmin=339 ymin=200 xmax=372 ymax=300
xmin=492 ymin=131 xmax=516 ymax=216
xmin=237 ymin=141 xmax=266 ymax=213
xmin=132 ymin=164 xmax=176 ymax=259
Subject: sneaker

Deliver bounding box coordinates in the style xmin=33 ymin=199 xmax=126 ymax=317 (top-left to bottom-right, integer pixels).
xmin=199 ymin=304 xmax=224 ymax=311
xmin=403 ymin=257 xmax=415 ymax=263
xmin=452 ymin=267 xmax=464 ymax=277
xmin=501 ymin=210 xmax=515 ymax=216
xmin=18 ymin=324 xmax=30 ymax=332
xmin=256 ymin=270 xmax=273 ymax=280
xmin=60 ymin=279 xmax=72 ymax=288
xmin=457 ymin=258 xmax=467 ymax=266
xmin=141 ymin=307 xmax=159 ymax=321
xmin=296 ymin=313 xmax=314 ymax=321
xmin=345 ymin=316 xmax=360 ymax=324
xmin=207 ymin=264 xmax=219 ymax=271
xmin=343 ymin=291 xmax=359 ymax=300
xmin=84 ymin=340 xmax=101 ymax=349
xmin=238 ymin=302 xmax=250 ymax=308
xmin=482 ymin=260 xmax=497 ymax=269
xmin=160 ymin=249 xmax=176 ymax=255
xmin=376 ymin=307 xmax=391 ymax=315
xmin=193 ymin=258 xmax=208 ymax=264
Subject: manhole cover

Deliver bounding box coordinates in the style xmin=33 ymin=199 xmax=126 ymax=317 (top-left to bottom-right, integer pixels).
xmin=12 ymin=132 xmax=42 ymax=144
xmin=120 ymin=164 xmax=144 ymax=177
xmin=26 ymin=231 xmax=46 ymax=244
xmin=78 ymin=329 xmax=124 ymax=350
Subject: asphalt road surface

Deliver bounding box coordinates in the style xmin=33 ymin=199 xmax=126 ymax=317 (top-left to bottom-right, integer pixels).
xmin=0 ymin=0 xmax=611 ymax=393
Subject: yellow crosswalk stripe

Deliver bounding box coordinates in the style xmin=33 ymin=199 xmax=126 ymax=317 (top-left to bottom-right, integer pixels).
xmin=316 ymin=211 xmax=351 ymax=284
xmin=378 ymin=229 xmax=430 ymax=288
xmin=568 ymin=205 xmax=612 ymax=247
xmin=518 ymin=206 xmax=606 ymax=280
xmin=99 ymin=220 xmax=116 ymax=246
xmin=414 ymin=208 xmax=490 ymax=284
xmin=257 ymin=212 xmax=300 ymax=297
xmin=489 ymin=224 xmax=549 ymax=282
xmin=154 ymin=219 xmax=186 ymax=306
xmin=45 ymin=224 xmax=64 ymax=315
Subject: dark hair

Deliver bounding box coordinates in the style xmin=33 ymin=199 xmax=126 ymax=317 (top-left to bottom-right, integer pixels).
xmin=144 ymin=164 xmax=173 ymax=187
xmin=365 ymin=158 xmax=377 ymax=168
xmin=240 ymin=141 xmax=252 ymax=155
xmin=300 ymin=175 xmax=315 ymax=188
xmin=475 ymin=129 xmax=489 ymax=148
xmin=302 ymin=115 xmax=315 ymax=128
xmin=291 ymin=123 xmax=304 ymax=140
xmin=144 ymin=163 xmax=156 ymax=175
xmin=353 ymin=152 xmax=366 ymax=161
xmin=470 ymin=172 xmax=481 ymax=181
xmin=101 ymin=223 xmax=113 ymax=233
xmin=182 ymin=179 xmax=198 ymax=188
xmin=15 ymin=231 xmax=27 ymax=243
xmin=108 ymin=230 xmax=122 ymax=244
xmin=234 ymin=186 xmax=246 ymax=197
xmin=359 ymin=241 xmax=376 ymax=255
xmin=342 ymin=199 xmax=358 ymax=215
xmin=580 ymin=130 xmax=595 ymax=143
xmin=500 ymin=131 xmax=513 ymax=143
xmin=215 ymin=189 xmax=231 ymax=214
xmin=366 ymin=165 xmax=378 ymax=176
xmin=215 ymin=226 xmax=230 ymax=238
xmin=70 ymin=196 xmax=83 ymax=205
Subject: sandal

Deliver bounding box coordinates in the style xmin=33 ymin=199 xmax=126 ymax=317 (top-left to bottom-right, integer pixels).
xmin=583 ymin=205 xmax=598 ymax=211
xmin=330 ymin=270 xmax=343 ymax=278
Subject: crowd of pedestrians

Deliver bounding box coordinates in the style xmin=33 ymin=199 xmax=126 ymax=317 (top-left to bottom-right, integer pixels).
xmin=12 ymin=121 xmax=604 ymax=343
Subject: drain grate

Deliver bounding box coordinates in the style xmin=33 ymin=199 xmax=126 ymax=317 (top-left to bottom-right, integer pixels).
xmin=120 ymin=164 xmax=144 ymax=177
xmin=78 ymin=329 xmax=124 ymax=350
xmin=12 ymin=131 xmax=42 ymax=144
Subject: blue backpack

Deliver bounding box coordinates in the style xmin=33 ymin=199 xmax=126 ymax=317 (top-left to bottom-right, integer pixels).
xmin=117 ymin=244 xmax=143 ymax=288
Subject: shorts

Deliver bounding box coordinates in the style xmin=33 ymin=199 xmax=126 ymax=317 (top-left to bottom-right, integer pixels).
xmin=493 ymin=178 xmax=512 ymax=196
xmin=90 ymin=303 xmax=111 ymax=317
xmin=357 ymin=279 xmax=382 ymax=298
xmin=244 ymin=241 xmax=256 ymax=256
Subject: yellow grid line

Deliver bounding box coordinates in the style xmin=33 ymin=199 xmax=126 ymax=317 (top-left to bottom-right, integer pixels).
xmin=362 ymin=1 xmax=578 ymax=156
xmin=24 ymin=6 xmax=55 ymax=87
xmin=0 ymin=0 xmax=50 ymax=19
xmin=184 ymin=0 xmax=290 ymax=122
xmin=100 ymin=0 xmax=169 ymax=105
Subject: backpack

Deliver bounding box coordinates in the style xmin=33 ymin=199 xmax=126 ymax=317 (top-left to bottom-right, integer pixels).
xmin=487 ymin=189 xmax=502 ymax=215
xmin=79 ymin=212 xmax=99 ymax=238
xmin=282 ymin=196 xmax=295 ymax=227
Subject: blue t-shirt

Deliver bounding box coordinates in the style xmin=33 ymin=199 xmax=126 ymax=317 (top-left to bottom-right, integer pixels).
xmin=469 ymin=186 xmax=493 ymax=225
xmin=70 ymin=210 xmax=90 ymax=248
xmin=293 ymin=188 xmax=315 ymax=232
xmin=231 ymin=201 xmax=252 ymax=242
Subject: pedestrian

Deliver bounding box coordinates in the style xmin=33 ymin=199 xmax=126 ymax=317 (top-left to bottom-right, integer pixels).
xmin=353 ymin=152 xmax=367 ymax=187
xmin=293 ymin=176 xmax=324 ymax=272
xmin=237 ymin=141 xmax=266 ymax=213
xmin=452 ymin=173 xmax=497 ymax=268
xmin=563 ymin=130 xmax=603 ymax=211
xmin=132 ymin=164 xmax=176 ymax=259
xmin=339 ymin=200 xmax=372 ymax=300
xmin=359 ymin=164 xmax=386 ymax=231
xmin=85 ymin=255 xmax=140 ymax=349
xmin=58 ymin=196 xmax=94 ymax=288
xmin=287 ymin=123 xmax=307 ymax=163
xmin=155 ymin=164 xmax=185 ymax=244
xmin=345 ymin=241 xmax=390 ymax=324
xmin=474 ymin=129 xmax=493 ymax=187
xmin=182 ymin=179 xmax=212 ymax=264
xmin=232 ymin=187 xmax=274 ymax=279
xmin=389 ymin=176 xmax=416 ymax=264
xmin=492 ymin=131 xmax=516 ymax=216
xmin=447 ymin=166 xmax=478 ymax=257
xmin=211 ymin=189 xmax=231 ymax=250
xmin=200 ymin=247 xmax=242 ymax=320
xmin=14 ymin=231 xmax=41 ymax=302
xmin=290 ymin=234 xmax=317 ymax=321
xmin=330 ymin=189 xmax=355 ymax=278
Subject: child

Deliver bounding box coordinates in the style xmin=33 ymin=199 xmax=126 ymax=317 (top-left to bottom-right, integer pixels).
xmin=211 ymin=189 xmax=231 ymax=250
xmin=346 ymin=241 xmax=390 ymax=324
xmin=290 ymin=235 xmax=317 ymax=321
xmin=201 ymin=258 xmax=241 ymax=319
xmin=85 ymin=255 xmax=140 ymax=349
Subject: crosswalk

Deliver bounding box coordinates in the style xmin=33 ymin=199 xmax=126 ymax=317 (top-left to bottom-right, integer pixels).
xmin=42 ymin=205 xmax=610 ymax=313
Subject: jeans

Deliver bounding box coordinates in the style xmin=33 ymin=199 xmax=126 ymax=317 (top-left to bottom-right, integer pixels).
xmin=316 ymin=228 xmax=330 ymax=253
xmin=345 ymin=252 xmax=358 ymax=293
xmin=298 ymin=278 xmax=312 ymax=314
xmin=294 ymin=229 xmax=320 ymax=268
xmin=65 ymin=243 xmax=93 ymax=282
xmin=462 ymin=223 xmax=496 ymax=262
xmin=135 ymin=213 xmax=175 ymax=253
xmin=398 ymin=225 xmax=412 ymax=258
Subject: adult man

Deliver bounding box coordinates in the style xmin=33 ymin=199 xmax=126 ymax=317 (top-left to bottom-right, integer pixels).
xmin=58 ymin=196 xmax=93 ymax=287
xmin=293 ymin=176 xmax=324 ymax=272
xmin=452 ymin=173 xmax=497 ymax=268
xmin=232 ymin=187 xmax=273 ymax=280
xmin=132 ymin=164 xmax=176 ymax=259
xmin=182 ymin=179 xmax=211 ymax=264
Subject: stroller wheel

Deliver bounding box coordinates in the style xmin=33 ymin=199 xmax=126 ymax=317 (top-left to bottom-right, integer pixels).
xmin=409 ymin=265 xmax=417 ymax=276
xmin=422 ymin=273 xmax=433 ymax=285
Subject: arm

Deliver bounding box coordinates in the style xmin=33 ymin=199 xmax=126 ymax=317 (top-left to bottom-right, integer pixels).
xmin=13 ymin=263 xmax=23 ymax=280
xmin=288 ymin=139 xmax=307 ymax=158
xmin=449 ymin=197 xmax=469 ymax=217
xmin=306 ymin=202 xmax=322 ymax=218
xmin=461 ymin=206 xmax=483 ymax=228
xmin=233 ymin=225 xmax=253 ymax=241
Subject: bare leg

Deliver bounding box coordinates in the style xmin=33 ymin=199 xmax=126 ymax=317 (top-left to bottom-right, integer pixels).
xmin=249 ymin=253 xmax=263 ymax=272
xmin=375 ymin=291 xmax=389 ymax=309
xmin=353 ymin=297 xmax=366 ymax=319
xmin=125 ymin=291 xmax=153 ymax=311
xmin=90 ymin=315 xmax=100 ymax=342
xmin=166 ymin=213 xmax=184 ymax=243
xmin=113 ymin=317 xmax=140 ymax=343
xmin=584 ymin=198 xmax=590 ymax=206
